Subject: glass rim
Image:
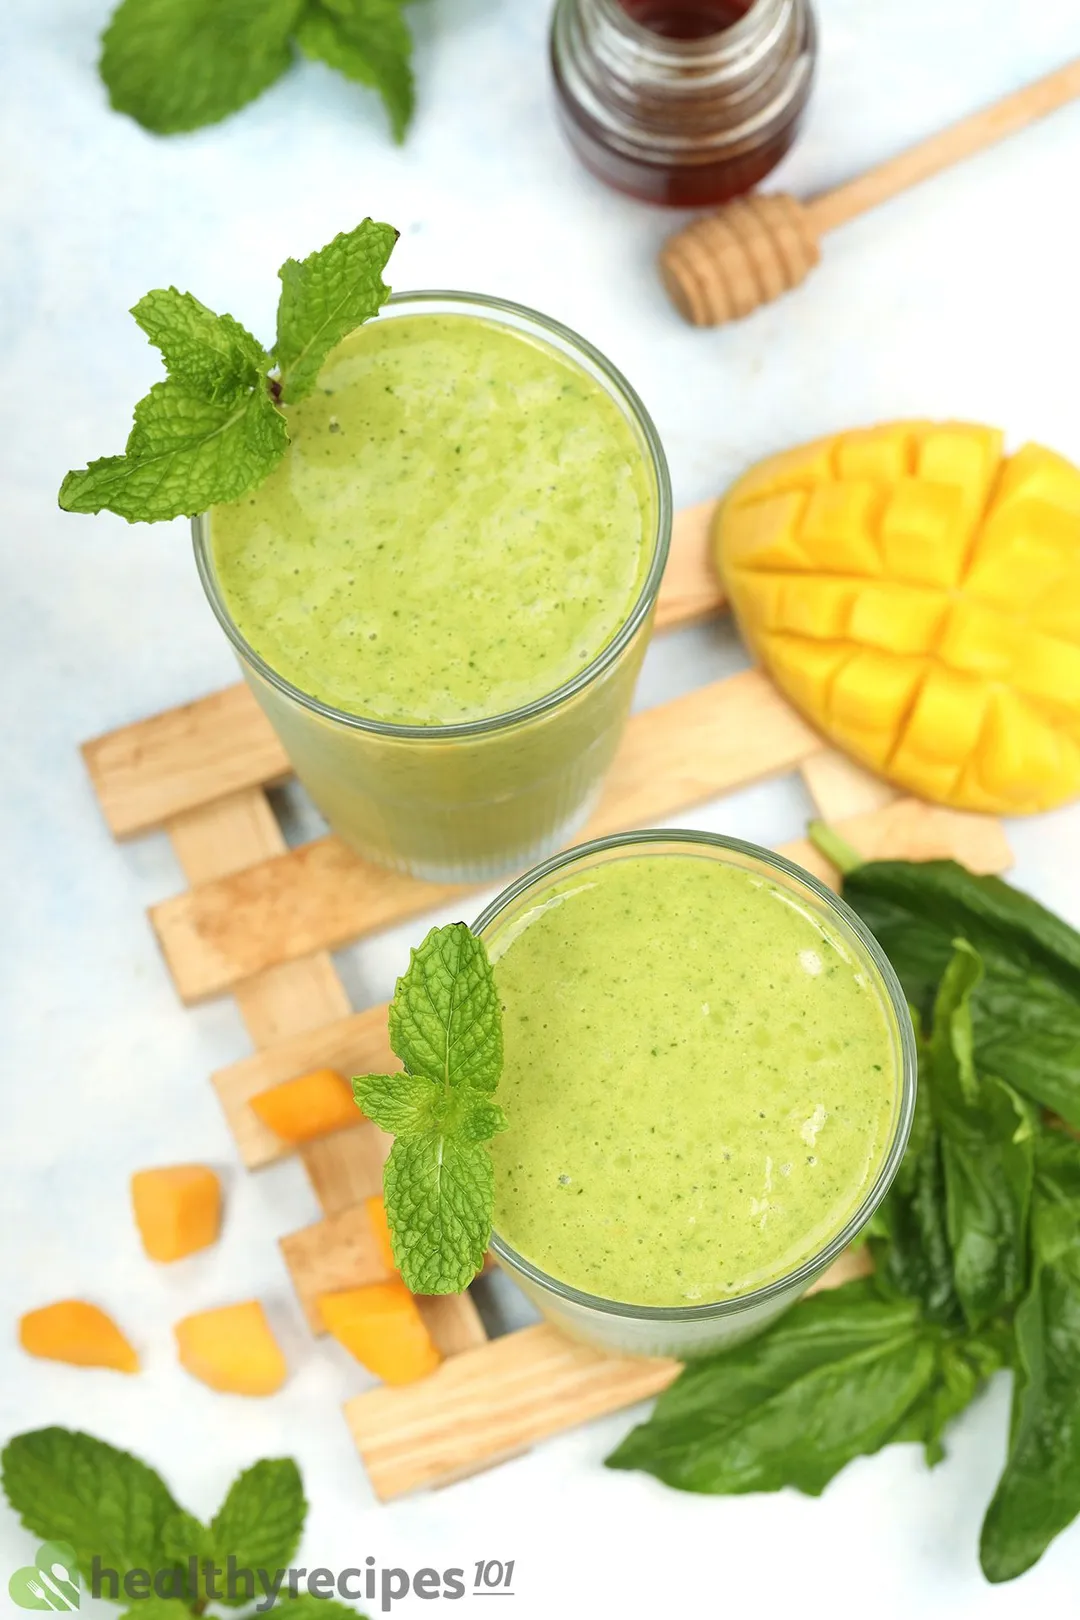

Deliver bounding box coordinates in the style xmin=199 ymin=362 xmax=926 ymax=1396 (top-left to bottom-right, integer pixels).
xmin=192 ymin=288 xmax=672 ymax=743
xmin=473 ymin=828 xmax=918 ymax=1324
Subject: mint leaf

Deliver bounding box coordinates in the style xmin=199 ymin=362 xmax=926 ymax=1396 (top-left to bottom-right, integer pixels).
xmin=296 ymin=0 xmax=415 ymax=142
xmin=274 ymin=218 xmax=397 ymax=403
xmin=273 ymin=1600 xmax=371 ymax=1620
xmin=160 ymin=1508 xmax=215 ymax=1565
xmin=384 ymin=1130 xmax=495 ymax=1294
xmin=133 ymin=290 xmax=269 ymax=404
xmin=210 ymin=1458 xmax=306 ymax=1581
xmin=59 ymin=374 xmax=287 ymax=522
xmin=1 ymin=1428 xmax=185 ymax=1582
xmin=389 ymin=922 xmax=503 ymax=1093
xmin=100 ymin=0 xmax=302 ymax=134
xmin=354 ymin=1071 xmax=440 ymax=1135
xmin=354 ymin=923 xmax=506 ymax=1294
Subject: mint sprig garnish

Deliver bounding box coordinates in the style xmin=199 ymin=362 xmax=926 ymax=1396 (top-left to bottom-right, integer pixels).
xmin=100 ymin=0 xmax=415 ymax=142
xmin=354 ymin=924 xmax=508 ymax=1296
xmin=58 ymin=219 xmax=397 ymax=525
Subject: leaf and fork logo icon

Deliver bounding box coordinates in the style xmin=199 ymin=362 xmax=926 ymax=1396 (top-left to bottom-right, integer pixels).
xmin=8 ymin=1543 xmax=80 ymax=1610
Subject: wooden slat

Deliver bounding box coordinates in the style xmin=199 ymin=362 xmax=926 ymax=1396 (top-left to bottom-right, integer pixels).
xmin=86 ymin=686 xmax=289 ymax=839
xmin=345 ymin=1322 xmax=679 ymax=1501
xmin=151 ymin=672 xmax=821 ymax=1002
xmin=301 ymin=1125 xmax=390 ymax=1216
xmin=344 ymin=1244 xmax=874 ymax=1501
xmin=83 ymin=508 xmax=726 ymax=840
xmin=783 ymin=797 xmax=1012 ymax=890
xmin=281 ymin=1205 xmax=393 ymax=1333
xmin=800 ymin=749 xmax=899 ymax=823
xmin=652 ymin=499 xmax=722 ymax=632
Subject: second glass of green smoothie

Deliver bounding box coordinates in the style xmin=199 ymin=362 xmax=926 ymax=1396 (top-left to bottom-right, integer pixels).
xmin=194 ymin=292 xmax=671 ymax=880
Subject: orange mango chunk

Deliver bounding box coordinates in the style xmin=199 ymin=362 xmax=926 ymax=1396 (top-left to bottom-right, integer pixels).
xmin=131 ymin=1164 xmax=222 ymax=1262
xmin=320 ymin=1281 xmax=441 ymax=1386
xmin=365 ymin=1194 xmax=397 ymax=1274
xmin=251 ymin=1068 xmax=358 ymax=1144
xmin=175 ymin=1301 xmax=287 ymax=1395
xmin=19 ymin=1300 xmax=139 ymax=1373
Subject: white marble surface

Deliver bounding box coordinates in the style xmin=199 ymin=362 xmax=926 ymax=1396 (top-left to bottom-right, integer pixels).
xmin=4 ymin=1 xmax=1080 ymax=1615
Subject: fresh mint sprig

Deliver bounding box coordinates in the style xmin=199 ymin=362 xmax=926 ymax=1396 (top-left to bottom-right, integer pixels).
xmin=58 ymin=219 xmax=397 ymax=525
xmin=100 ymin=0 xmax=415 ymax=143
xmin=354 ymin=924 xmax=508 ymax=1296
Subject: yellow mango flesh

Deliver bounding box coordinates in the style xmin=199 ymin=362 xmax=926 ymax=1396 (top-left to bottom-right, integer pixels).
xmin=251 ymin=1067 xmax=358 ymax=1144
xmin=19 ymin=1300 xmax=139 ymax=1373
xmin=131 ymin=1164 xmax=222 ymax=1262
xmin=175 ymin=1301 xmax=287 ymax=1395
xmin=320 ymin=1281 xmax=441 ymax=1386
xmin=714 ymin=422 xmax=1080 ymax=813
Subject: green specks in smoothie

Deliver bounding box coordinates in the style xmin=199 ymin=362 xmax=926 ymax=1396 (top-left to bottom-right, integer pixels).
xmin=210 ymin=313 xmax=654 ymax=726
xmin=486 ymin=853 xmax=899 ymax=1309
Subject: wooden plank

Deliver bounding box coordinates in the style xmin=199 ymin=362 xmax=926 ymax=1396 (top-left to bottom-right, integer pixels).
xmin=653 ymin=499 xmax=722 ymax=632
xmin=800 ymin=750 xmax=898 ymax=823
xmin=783 ymin=797 xmax=1012 ymax=889
xmin=86 ymin=686 xmax=289 ymax=840
xmin=301 ymin=1125 xmax=390 ymax=1217
xmin=211 ymin=1003 xmax=395 ymax=1171
xmin=83 ymin=508 xmax=727 ymax=840
xmin=281 ymin=1205 xmax=392 ymax=1333
xmin=345 ymin=1322 xmax=679 ymax=1501
xmin=151 ymin=672 xmax=821 ymax=1003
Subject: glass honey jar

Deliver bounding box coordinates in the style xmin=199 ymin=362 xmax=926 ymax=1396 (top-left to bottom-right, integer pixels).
xmin=551 ymin=0 xmax=818 ymax=207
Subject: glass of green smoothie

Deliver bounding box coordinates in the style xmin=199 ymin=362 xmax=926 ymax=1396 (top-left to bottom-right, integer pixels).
xmin=193 ymin=293 xmax=670 ymax=880
xmin=475 ymin=830 xmax=917 ymax=1359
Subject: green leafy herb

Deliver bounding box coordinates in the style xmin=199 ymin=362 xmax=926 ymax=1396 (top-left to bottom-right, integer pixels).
xmin=872 ymin=943 xmax=1033 ymax=1331
xmin=812 ymin=824 xmax=1080 ymax=1128
xmin=0 ymin=1428 xmax=186 ymax=1585
xmin=608 ymin=1281 xmax=956 ymax=1494
xmin=99 ymin=0 xmax=416 ymax=141
xmin=208 ymin=1459 xmax=306 ymax=1594
xmin=100 ymin=0 xmax=303 ymax=136
xmin=354 ymin=923 xmax=508 ymax=1294
xmin=2 ymin=1430 xmax=368 ymax=1619
xmin=295 ymin=0 xmax=415 ymax=144
xmin=58 ymin=219 xmax=396 ymax=525
xmin=979 ymin=1133 xmax=1080 ymax=1582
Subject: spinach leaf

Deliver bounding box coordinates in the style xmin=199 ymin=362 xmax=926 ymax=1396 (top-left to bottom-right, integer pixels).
xmin=929 ymin=943 xmax=1034 ymax=1330
xmin=871 ymin=944 xmax=1033 ymax=1331
xmin=893 ymin=1332 xmax=1010 ymax=1466
xmin=606 ymin=1280 xmax=942 ymax=1495
xmin=839 ymin=858 xmax=1080 ymax=1128
xmin=978 ymin=1128 xmax=1080 ymax=1582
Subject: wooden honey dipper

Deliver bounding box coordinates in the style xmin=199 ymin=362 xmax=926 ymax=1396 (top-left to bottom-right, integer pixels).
xmin=660 ymin=56 xmax=1080 ymax=327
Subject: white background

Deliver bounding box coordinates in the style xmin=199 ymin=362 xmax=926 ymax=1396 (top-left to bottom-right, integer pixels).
xmin=4 ymin=1 xmax=1080 ymax=1615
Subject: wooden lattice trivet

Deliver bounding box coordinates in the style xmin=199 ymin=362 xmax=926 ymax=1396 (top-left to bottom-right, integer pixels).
xmin=81 ymin=500 xmax=1013 ymax=1500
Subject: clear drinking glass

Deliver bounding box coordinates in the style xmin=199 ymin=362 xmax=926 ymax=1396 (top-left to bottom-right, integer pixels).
xmin=193 ymin=292 xmax=671 ymax=883
xmin=475 ymin=830 xmax=917 ymax=1360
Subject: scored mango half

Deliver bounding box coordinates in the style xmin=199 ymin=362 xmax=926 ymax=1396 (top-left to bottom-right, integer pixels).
xmin=714 ymin=422 xmax=1080 ymax=814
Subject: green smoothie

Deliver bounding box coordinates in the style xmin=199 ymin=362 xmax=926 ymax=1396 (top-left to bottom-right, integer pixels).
xmin=487 ymin=849 xmax=899 ymax=1307
xmin=210 ymin=313 xmax=654 ymax=724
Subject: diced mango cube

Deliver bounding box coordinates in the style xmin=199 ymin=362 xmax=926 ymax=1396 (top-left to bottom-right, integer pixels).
xmin=721 ymin=490 xmax=810 ymax=572
xmin=365 ymin=1194 xmax=397 ymax=1274
xmin=175 ymin=1301 xmax=287 ymax=1396
xmin=880 ymin=478 xmax=968 ymax=587
xmin=847 ymin=582 xmax=945 ymax=654
xmin=799 ymin=481 xmax=884 ymax=575
xmin=131 ymin=1164 xmax=221 ymax=1262
xmin=835 ymin=422 xmax=924 ymax=483
xmin=251 ymin=1068 xmax=358 ymax=1144
xmin=319 ymin=1281 xmax=441 ymax=1387
xmin=19 ymin=1301 xmax=139 ymax=1374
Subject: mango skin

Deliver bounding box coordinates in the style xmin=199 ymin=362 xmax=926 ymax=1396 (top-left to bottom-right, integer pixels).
xmin=714 ymin=422 xmax=1080 ymax=814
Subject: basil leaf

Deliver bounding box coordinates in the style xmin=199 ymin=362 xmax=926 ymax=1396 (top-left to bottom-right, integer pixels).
xmin=842 ymin=860 xmax=1080 ymax=1126
xmin=606 ymin=1280 xmax=941 ymax=1495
